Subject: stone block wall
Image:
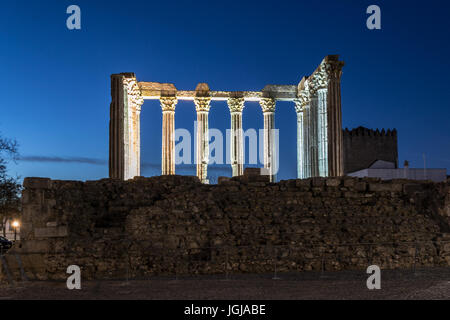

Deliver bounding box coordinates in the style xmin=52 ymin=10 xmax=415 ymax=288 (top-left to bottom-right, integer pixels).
xmin=1 ymin=175 xmax=449 ymax=281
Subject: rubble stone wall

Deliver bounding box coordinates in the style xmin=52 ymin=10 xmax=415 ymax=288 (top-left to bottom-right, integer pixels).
xmin=2 ymin=174 xmax=449 ymax=281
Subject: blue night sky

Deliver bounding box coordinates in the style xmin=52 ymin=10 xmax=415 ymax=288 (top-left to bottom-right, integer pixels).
xmin=1 ymin=0 xmax=449 ymax=182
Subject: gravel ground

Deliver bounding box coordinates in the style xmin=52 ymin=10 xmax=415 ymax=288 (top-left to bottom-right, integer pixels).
xmin=1 ymin=268 xmax=449 ymax=300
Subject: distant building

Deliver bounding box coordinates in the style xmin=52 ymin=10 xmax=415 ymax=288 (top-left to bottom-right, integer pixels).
xmin=348 ymin=159 xmax=447 ymax=182
xmin=343 ymin=127 xmax=398 ymax=174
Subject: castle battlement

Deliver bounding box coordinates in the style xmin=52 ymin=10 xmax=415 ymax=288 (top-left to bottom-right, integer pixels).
xmin=343 ymin=126 xmax=397 ymax=138
xmin=343 ymin=126 xmax=398 ymax=174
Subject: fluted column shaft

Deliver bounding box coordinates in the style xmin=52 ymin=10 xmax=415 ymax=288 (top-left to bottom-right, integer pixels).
xmin=136 ymin=106 xmax=142 ymax=176
xmin=317 ymin=88 xmax=328 ymax=177
xmin=260 ymin=98 xmax=276 ymax=182
xmin=109 ymin=74 xmax=143 ymax=180
xmin=302 ymin=104 xmax=311 ymax=178
xmin=309 ymin=95 xmax=319 ymax=177
xmin=160 ymin=97 xmax=177 ymax=175
xmin=327 ymin=62 xmax=345 ymax=176
xmin=228 ymin=98 xmax=245 ymax=177
xmin=195 ymin=97 xmax=211 ymax=183
xmin=294 ymin=100 xmax=305 ymax=179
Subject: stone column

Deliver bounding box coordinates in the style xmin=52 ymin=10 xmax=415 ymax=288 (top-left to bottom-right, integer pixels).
xmin=259 ymin=98 xmax=277 ymax=182
xmin=309 ymin=92 xmax=319 ymax=177
xmin=309 ymin=61 xmax=331 ymax=178
xmin=109 ymin=73 xmax=143 ymax=180
xmin=326 ymin=57 xmax=345 ymax=177
xmin=227 ymin=98 xmax=245 ymax=177
xmin=294 ymin=100 xmax=305 ymax=179
xmin=303 ymin=104 xmax=311 ymax=178
xmin=297 ymin=85 xmax=311 ymax=179
xmin=160 ymin=97 xmax=178 ymax=175
xmin=317 ymin=88 xmax=328 ymax=177
xmin=135 ymin=104 xmax=142 ymax=176
xmin=194 ymin=97 xmax=211 ymax=183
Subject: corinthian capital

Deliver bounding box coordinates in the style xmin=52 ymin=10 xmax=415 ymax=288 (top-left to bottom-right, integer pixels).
xmin=310 ymin=62 xmax=329 ymax=92
xmin=321 ymin=56 xmax=345 ymax=81
xmin=293 ymin=99 xmax=304 ymax=113
xmin=227 ymin=97 xmax=245 ymax=113
xmin=194 ymin=97 xmax=211 ymax=113
xmin=259 ymin=98 xmax=276 ymax=113
xmin=325 ymin=60 xmax=345 ymax=80
xmin=297 ymin=84 xmax=311 ymax=107
xmin=123 ymin=76 xmax=144 ymax=108
xmin=160 ymin=97 xmax=178 ymax=112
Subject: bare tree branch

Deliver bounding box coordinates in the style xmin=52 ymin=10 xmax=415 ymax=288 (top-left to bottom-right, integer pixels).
xmin=0 ymin=132 xmax=21 ymax=236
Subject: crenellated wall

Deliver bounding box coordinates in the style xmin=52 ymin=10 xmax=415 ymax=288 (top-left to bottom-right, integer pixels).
xmin=1 ymin=174 xmax=449 ymax=281
xmin=343 ymin=126 xmax=398 ymax=174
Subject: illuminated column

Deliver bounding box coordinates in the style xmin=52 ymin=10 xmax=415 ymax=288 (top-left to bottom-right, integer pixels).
xmin=309 ymin=91 xmax=319 ymax=177
xmin=294 ymin=100 xmax=305 ymax=179
xmin=160 ymin=97 xmax=177 ymax=175
xmin=227 ymin=97 xmax=245 ymax=177
xmin=109 ymin=73 xmax=143 ymax=180
xmin=317 ymin=88 xmax=328 ymax=177
xmin=135 ymin=104 xmax=142 ymax=177
xmin=326 ymin=57 xmax=345 ymax=177
xmin=303 ymin=104 xmax=311 ymax=178
xmin=194 ymin=97 xmax=211 ymax=183
xmin=296 ymin=83 xmax=311 ymax=178
xmin=310 ymin=61 xmax=330 ymax=177
xmin=259 ymin=98 xmax=277 ymax=182
xmin=298 ymin=56 xmax=344 ymax=178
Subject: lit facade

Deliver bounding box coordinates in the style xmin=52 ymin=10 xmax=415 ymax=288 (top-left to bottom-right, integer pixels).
xmin=109 ymin=55 xmax=345 ymax=182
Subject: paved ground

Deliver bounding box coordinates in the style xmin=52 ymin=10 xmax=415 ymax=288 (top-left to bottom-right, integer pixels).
xmin=1 ymin=268 xmax=449 ymax=300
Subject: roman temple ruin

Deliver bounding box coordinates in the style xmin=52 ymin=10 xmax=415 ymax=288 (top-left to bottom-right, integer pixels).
xmin=109 ymin=55 xmax=345 ymax=183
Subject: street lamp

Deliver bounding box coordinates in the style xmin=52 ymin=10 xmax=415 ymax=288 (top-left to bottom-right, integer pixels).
xmin=12 ymin=220 xmax=20 ymax=241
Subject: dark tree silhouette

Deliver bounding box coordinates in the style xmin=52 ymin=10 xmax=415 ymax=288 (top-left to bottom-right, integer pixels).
xmin=0 ymin=133 xmax=21 ymax=237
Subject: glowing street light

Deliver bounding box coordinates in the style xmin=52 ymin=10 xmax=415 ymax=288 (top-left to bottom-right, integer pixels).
xmin=12 ymin=220 xmax=20 ymax=241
